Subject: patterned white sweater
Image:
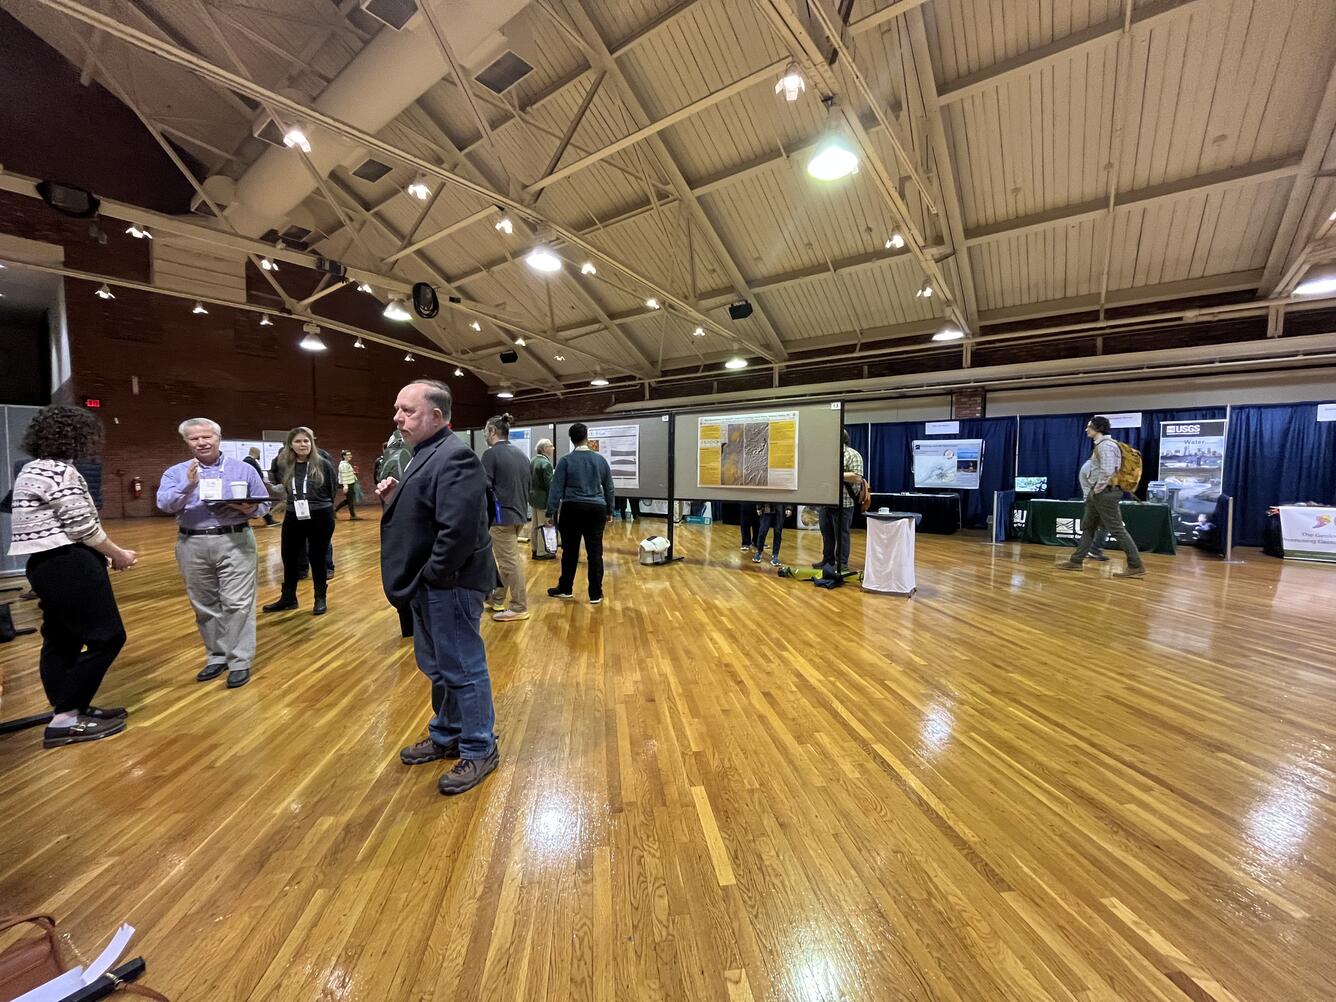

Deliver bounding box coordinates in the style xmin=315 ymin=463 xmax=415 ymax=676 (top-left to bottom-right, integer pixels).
xmin=6 ymin=459 xmax=107 ymax=555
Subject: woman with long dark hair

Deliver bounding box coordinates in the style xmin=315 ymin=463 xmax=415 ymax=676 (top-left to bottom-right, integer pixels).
xmin=262 ymin=426 xmax=337 ymax=616
xmin=7 ymin=405 xmax=138 ymax=747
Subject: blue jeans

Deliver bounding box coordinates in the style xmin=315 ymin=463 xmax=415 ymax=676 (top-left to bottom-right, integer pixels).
xmin=819 ymin=506 xmax=855 ymax=568
xmin=410 ymin=586 xmax=496 ymax=759
xmin=756 ymin=514 xmax=784 ymax=558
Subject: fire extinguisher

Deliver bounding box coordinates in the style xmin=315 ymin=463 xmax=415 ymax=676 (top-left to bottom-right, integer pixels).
xmin=131 ymin=476 xmax=143 ymax=499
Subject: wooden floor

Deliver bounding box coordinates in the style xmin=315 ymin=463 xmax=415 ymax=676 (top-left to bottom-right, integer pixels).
xmin=2 ymin=516 xmax=1335 ymax=1001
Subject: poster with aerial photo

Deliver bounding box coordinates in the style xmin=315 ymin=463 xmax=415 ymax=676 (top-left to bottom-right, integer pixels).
xmin=697 ymin=411 xmax=799 ymax=490
xmin=586 ymin=423 xmax=640 ymax=490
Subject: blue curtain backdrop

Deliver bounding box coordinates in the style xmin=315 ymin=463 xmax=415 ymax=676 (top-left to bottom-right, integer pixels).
xmin=1223 ymin=402 xmax=1336 ymax=546
xmin=1016 ymin=408 xmax=1227 ymax=499
xmin=845 ymin=422 xmax=869 ymax=471
xmin=863 ymin=418 xmax=1017 ymax=528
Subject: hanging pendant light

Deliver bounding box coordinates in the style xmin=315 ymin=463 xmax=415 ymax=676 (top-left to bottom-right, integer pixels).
xmin=807 ymin=99 xmax=859 ymax=181
xmin=192 ymin=301 xmax=209 ymax=314
xmin=383 ymin=297 xmax=412 ymax=322
xmin=94 ymin=283 xmax=115 ymax=300
xmin=774 ymin=61 xmax=806 ymax=102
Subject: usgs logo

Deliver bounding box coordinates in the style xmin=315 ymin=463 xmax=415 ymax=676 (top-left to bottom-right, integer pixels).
xmin=1166 ymin=424 xmax=1201 ymax=434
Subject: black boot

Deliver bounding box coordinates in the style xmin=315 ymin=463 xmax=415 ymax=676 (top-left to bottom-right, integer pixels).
xmin=312 ymin=594 xmax=328 ymax=616
xmin=263 ymin=592 xmax=298 ymax=612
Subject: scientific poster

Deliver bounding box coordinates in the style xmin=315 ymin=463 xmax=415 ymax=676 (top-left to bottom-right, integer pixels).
xmin=510 ymin=427 xmax=533 ymax=459
xmin=1158 ymin=419 xmax=1227 ymax=542
xmin=697 ymin=410 xmax=799 ymax=490
xmin=912 ymin=439 xmax=984 ymax=489
xmin=587 ymin=423 xmax=640 ymax=489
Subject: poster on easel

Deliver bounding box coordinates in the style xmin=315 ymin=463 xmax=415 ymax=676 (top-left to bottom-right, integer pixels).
xmin=1158 ymin=419 xmax=1227 ymax=543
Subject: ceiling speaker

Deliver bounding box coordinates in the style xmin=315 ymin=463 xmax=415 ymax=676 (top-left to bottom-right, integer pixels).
xmin=728 ymin=300 xmax=753 ymax=320
xmin=499 ymin=350 xmax=519 ymax=364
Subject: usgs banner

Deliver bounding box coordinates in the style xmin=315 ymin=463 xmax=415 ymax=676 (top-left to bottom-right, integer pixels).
xmin=1158 ymin=419 xmax=1228 ymax=542
xmin=1279 ymin=506 xmax=1336 ymax=562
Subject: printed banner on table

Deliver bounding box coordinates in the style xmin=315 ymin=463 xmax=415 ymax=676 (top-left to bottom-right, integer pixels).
xmin=1158 ymin=419 xmax=1227 ymax=543
xmin=587 ymin=422 xmax=640 ymax=489
xmin=1279 ymin=506 xmax=1336 ymax=562
xmin=697 ymin=410 xmax=799 ymax=489
xmin=912 ymin=439 xmax=984 ymax=489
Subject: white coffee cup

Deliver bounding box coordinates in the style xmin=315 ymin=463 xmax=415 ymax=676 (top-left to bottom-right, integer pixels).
xmin=878 ymin=506 xmax=891 ymax=514
xmin=230 ymin=481 xmax=249 ymax=499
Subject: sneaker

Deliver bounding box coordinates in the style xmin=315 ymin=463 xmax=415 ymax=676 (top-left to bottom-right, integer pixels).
xmin=43 ymin=714 xmax=126 ymax=748
xmin=741 ymin=545 xmax=752 ymax=552
xmin=493 ymin=610 xmax=530 ymax=622
xmin=1054 ymin=560 xmax=1083 ymax=571
xmin=751 ymin=553 xmax=763 ymax=563
xmin=547 ymin=587 xmax=573 ymax=599
xmin=1113 ymin=567 xmax=1146 ymax=579
xmin=400 ymin=736 xmax=459 ymax=765
xmin=770 ymin=556 xmax=781 ymax=567
xmin=438 ymin=747 xmax=500 ymax=795
xmin=489 ymin=601 xmax=508 ymax=613
xmin=589 ymin=596 xmax=603 ymax=605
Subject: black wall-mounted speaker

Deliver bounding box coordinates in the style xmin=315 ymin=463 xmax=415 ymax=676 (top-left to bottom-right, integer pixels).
xmin=728 ymin=300 xmax=753 ymax=320
xmin=499 ymin=350 xmax=519 ymax=364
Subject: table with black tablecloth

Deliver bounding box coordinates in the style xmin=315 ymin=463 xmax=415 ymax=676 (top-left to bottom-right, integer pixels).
xmin=1021 ymin=499 xmax=1176 ymax=555
xmin=866 ymin=492 xmax=961 ymax=534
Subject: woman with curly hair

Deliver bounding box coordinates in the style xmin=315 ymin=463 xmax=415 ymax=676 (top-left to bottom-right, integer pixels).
xmin=7 ymin=405 xmax=138 ymax=748
xmin=262 ymin=426 xmax=337 ymax=616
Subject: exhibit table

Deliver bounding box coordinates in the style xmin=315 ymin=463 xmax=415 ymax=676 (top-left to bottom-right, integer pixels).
xmin=1021 ymin=499 xmax=1176 ymax=555
xmin=1277 ymin=505 xmax=1336 ymax=562
xmin=870 ymin=492 xmax=961 ymax=534
xmin=862 ymin=512 xmax=921 ymax=595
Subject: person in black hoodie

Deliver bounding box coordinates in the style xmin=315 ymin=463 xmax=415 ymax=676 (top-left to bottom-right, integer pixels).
xmin=262 ymin=427 xmax=337 ymax=616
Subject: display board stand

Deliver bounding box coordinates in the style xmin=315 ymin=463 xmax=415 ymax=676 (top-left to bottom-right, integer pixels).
xmin=662 ymin=414 xmax=683 ymax=565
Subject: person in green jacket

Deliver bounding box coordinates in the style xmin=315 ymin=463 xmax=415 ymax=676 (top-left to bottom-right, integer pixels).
xmin=529 ymin=438 xmax=556 ymax=559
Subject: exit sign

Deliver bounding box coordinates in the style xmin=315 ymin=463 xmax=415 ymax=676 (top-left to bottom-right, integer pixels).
xmin=83 ymin=398 xmax=102 ymax=408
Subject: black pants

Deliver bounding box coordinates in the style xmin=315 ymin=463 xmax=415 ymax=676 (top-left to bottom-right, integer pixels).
xmin=757 ymin=513 xmax=784 ymax=557
xmin=25 ymin=544 xmax=127 ymax=714
xmin=819 ymin=506 xmax=855 ymax=568
xmin=557 ymin=502 xmax=608 ymax=600
xmin=280 ymin=508 xmax=335 ymax=596
xmin=333 ymin=486 xmax=357 ymax=519
xmin=740 ymin=504 xmax=760 ymax=547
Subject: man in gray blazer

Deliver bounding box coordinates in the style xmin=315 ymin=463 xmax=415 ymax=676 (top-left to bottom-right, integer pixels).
xmin=378 ymin=379 xmax=500 ymax=795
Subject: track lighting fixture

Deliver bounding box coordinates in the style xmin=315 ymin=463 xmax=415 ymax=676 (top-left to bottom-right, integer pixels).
xmin=355 ymin=281 xmax=373 ymax=294
xmin=282 ymin=124 xmax=311 ymax=153
xmin=494 ymin=215 xmax=514 ymax=235
xmin=404 ymin=352 xmax=415 ymax=362
xmin=645 ymin=297 xmax=660 ymax=310
xmin=885 ymin=231 xmax=905 ymax=250
xmin=515 ymin=337 xmax=526 ymax=347
xmin=554 ymin=353 xmax=566 ymax=361
xmin=580 ymin=261 xmax=597 ymax=275
xmin=454 ymin=367 xmax=464 ymax=377
xmin=774 ymin=61 xmax=806 ymax=102
xmin=260 ymin=256 xmax=278 ymax=271
xmin=259 ymin=314 xmax=274 ymax=326
xmin=353 ymin=336 xmax=366 ymax=348
xmin=94 ymin=283 xmax=115 ymax=300
xmin=406 ymin=175 xmax=432 ymax=200
xmin=469 ymin=320 xmax=482 ymax=332
xmin=192 ymin=301 xmax=208 ymax=314
xmin=916 ymin=279 xmax=934 ymax=299
xmin=125 ymin=223 xmax=152 ymax=239
xmin=383 ymin=297 xmax=412 ymax=322
xmin=692 ymin=326 xmax=705 ymax=337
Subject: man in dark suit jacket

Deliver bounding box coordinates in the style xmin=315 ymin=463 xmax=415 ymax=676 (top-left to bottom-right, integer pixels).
xmin=378 ymin=379 xmax=499 ymax=795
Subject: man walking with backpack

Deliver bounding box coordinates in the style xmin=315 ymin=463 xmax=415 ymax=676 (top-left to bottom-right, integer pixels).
xmin=1055 ymin=416 xmax=1146 ymax=579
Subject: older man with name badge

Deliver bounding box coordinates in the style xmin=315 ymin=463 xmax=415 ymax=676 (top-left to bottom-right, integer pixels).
xmin=157 ymin=418 xmax=270 ymax=689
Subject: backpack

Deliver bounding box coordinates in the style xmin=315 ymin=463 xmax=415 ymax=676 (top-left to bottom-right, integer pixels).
xmin=1097 ymin=439 xmax=1143 ymax=493
xmin=844 ymin=476 xmax=872 ymax=512
xmin=377 ymin=431 xmax=413 ymax=482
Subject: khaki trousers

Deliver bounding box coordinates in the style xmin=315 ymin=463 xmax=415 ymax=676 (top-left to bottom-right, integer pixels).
xmin=488 ymin=524 xmax=527 ymax=613
xmin=175 ymin=528 xmax=258 ymax=672
xmin=531 ymin=507 xmax=550 ymax=557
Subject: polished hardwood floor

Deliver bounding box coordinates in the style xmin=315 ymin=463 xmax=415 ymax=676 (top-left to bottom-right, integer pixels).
xmin=2 ymin=514 xmax=1335 ymax=1001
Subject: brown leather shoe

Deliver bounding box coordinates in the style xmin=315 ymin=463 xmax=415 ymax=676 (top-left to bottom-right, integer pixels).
xmin=438 ymin=747 xmax=499 ymax=795
xmin=400 ymin=736 xmax=459 ymax=765
xmin=43 ymin=714 xmax=126 ymax=748
xmin=1054 ymin=560 xmax=1083 ymax=571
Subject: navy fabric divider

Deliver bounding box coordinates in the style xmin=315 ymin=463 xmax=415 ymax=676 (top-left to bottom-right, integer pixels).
xmin=1017 ymin=408 xmax=1226 ymax=500
xmin=845 ymin=422 xmax=869 ymax=473
xmin=993 ymin=490 xmax=1014 ymax=542
xmin=865 ymin=418 xmax=1017 ymax=529
xmin=1223 ymin=402 xmax=1336 ymax=546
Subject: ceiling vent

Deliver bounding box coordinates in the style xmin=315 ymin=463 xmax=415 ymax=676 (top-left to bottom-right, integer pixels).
xmin=475 ymin=50 xmax=533 ymax=95
xmin=352 ymin=157 xmax=394 ymax=183
xmin=359 ymin=0 xmax=417 ymax=30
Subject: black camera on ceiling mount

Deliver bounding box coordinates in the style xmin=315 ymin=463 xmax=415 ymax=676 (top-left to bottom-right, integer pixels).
xmin=728 ymin=300 xmax=753 ymax=320
xmin=314 ymin=255 xmax=347 ymax=279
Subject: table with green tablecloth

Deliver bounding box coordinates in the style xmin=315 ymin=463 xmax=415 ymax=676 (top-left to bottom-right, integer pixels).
xmin=1019 ymin=499 xmax=1176 ymax=555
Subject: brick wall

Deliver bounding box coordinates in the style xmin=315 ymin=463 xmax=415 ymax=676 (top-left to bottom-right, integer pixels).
xmin=951 ymin=387 xmax=986 ymax=419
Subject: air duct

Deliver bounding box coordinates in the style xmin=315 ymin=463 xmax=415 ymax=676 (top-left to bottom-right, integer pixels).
xmin=222 ymin=0 xmax=530 ymax=238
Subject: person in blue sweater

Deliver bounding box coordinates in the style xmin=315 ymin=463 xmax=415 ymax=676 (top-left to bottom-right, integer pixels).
xmin=546 ymin=422 xmax=616 ymax=605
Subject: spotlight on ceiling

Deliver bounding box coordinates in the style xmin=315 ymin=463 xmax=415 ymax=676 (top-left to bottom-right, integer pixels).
xmin=125 ymin=223 xmax=152 ymax=239
xmin=525 ymin=244 xmax=562 ymax=273
xmin=355 ymin=281 xmax=373 ymax=294
xmin=469 ymin=320 xmax=482 ymax=332
xmin=299 ymin=324 xmax=327 ymax=351
xmin=580 ymin=261 xmax=597 ymax=275
xmin=1294 ymin=264 xmax=1336 ymax=297
xmin=931 ymin=323 xmax=965 ymax=342
xmin=774 ymin=61 xmax=806 ymax=102
xmin=454 ymin=367 xmax=464 ymax=377
xmin=515 ymin=337 xmax=526 ymax=347
xmin=259 ymin=314 xmax=274 ymax=326
xmin=497 ymin=389 xmax=514 ymax=399
xmin=260 ymin=256 xmax=278 ymax=271
xmin=353 ymin=336 xmax=366 ymax=348
xmin=915 ymin=279 xmax=935 ymax=299
xmin=494 ymin=215 xmax=514 ymax=235
xmin=282 ymin=124 xmax=311 ymax=153
xmin=885 ymin=230 xmax=905 ymax=250
xmin=724 ymin=357 xmax=748 ymax=370
xmin=94 ymin=283 xmax=115 ymax=300
xmin=406 ymin=175 xmax=432 ymax=200
xmin=590 ymin=376 xmax=609 ymax=387
xmin=645 ymin=297 xmax=660 ymax=310
xmin=692 ymin=326 xmax=705 ymax=337
xmin=404 ymin=352 xmax=415 ymax=362
xmin=383 ymin=296 xmax=412 ymax=322
xmin=554 ymin=353 xmax=566 ymax=361
xmin=192 ymin=301 xmax=209 ymax=314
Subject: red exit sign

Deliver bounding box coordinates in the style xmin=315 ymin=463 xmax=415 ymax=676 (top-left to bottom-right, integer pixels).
xmin=83 ymin=398 xmax=102 ymax=408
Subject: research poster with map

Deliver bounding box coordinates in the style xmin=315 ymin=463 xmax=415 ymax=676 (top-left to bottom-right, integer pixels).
xmin=1158 ymin=419 xmax=1227 ymax=542
xmin=697 ymin=410 xmax=799 ymax=489
xmin=912 ymin=439 xmax=984 ymax=489
xmin=586 ymin=422 xmax=640 ymax=490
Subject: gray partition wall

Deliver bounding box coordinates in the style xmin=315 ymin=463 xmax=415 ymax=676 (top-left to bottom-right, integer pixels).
xmin=1 ymin=405 xmax=41 ymax=576
xmin=554 ymin=414 xmax=670 ymax=500
xmin=673 ymin=401 xmax=844 ymax=506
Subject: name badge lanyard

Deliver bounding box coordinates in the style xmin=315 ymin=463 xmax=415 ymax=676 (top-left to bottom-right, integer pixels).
xmin=293 ymin=465 xmax=311 ymax=519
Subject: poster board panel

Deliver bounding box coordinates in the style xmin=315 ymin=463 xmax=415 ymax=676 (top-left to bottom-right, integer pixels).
xmin=674 ymin=402 xmax=842 ymax=505
xmin=469 ymin=425 xmax=553 ymax=461
xmin=554 ymin=415 xmax=669 ymax=499
xmin=912 ymin=438 xmax=984 ymax=489
xmin=1158 ymin=418 xmax=1227 ymax=542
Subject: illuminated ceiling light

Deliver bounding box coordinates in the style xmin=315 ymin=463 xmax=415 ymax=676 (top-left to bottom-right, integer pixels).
xmin=355 ymin=281 xmax=373 ymax=294
xmin=885 ymin=230 xmax=906 ymax=250
xmin=282 ymin=124 xmax=311 ymax=153
xmin=915 ymin=279 xmax=935 ymax=299
xmin=125 ymin=223 xmax=152 ymax=239
xmin=192 ymin=301 xmax=209 ymax=314
xmin=807 ymin=120 xmax=859 ymax=181
xmin=774 ymin=61 xmax=806 ymax=102
xmin=94 ymin=283 xmax=115 ymax=300
xmin=525 ymin=244 xmax=563 ymax=273
xmin=645 ymin=297 xmax=660 ymax=309
xmin=260 ymin=256 xmax=278 ymax=271
xmin=724 ymin=357 xmax=748 ymax=370
xmin=259 ymin=314 xmax=274 ymax=326
xmin=299 ymin=329 xmax=327 ymax=352
xmin=404 ymin=352 xmax=415 ymax=362
xmin=454 ymin=367 xmax=464 ymax=376
xmin=469 ymin=320 xmax=482 ymax=332
xmin=1293 ymin=264 xmax=1336 ymax=297
xmin=1329 ymin=208 xmax=1336 ymax=222
xmin=406 ymin=175 xmax=432 ymax=200
xmin=554 ymin=353 xmax=566 ymax=361
xmin=931 ymin=323 xmax=965 ymax=342
xmin=494 ymin=215 xmax=514 ymax=234
xmin=383 ymin=296 xmax=412 ymax=321
xmin=580 ymin=261 xmax=597 ymax=275
xmin=515 ymin=337 xmax=527 ymax=347
xmin=590 ymin=376 xmax=609 ymax=387
xmin=353 ymin=336 xmax=366 ymax=348
xmin=692 ymin=326 xmax=705 ymax=337
xmin=497 ymin=388 xmax=514 ymax=399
